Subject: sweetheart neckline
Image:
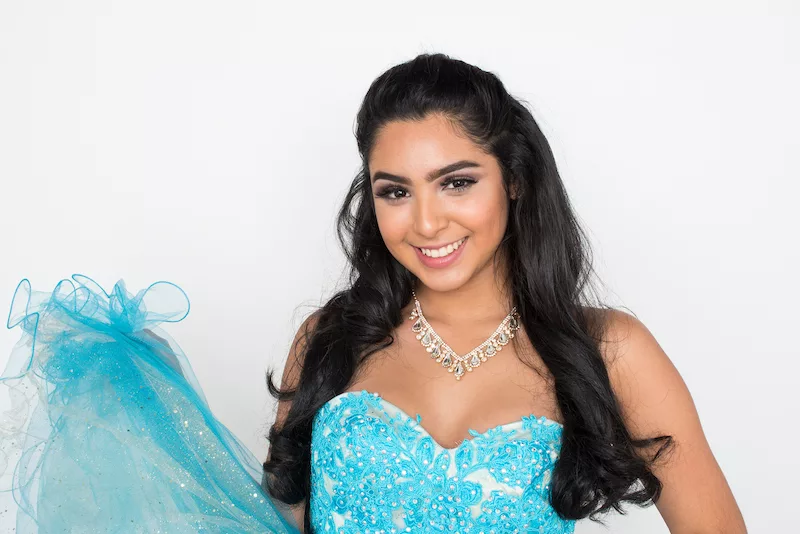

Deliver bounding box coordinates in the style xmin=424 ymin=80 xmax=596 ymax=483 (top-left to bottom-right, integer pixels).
xmin=319 ymin=389 xmax=563 ymax=452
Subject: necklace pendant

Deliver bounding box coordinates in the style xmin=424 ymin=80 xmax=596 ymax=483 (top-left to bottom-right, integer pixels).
xmin=441 ymin=353 xmax=452 ymax=368
xmin=469 ymin=352 xmax=481 ymax=368
xmin=421 ymin=331 xmax=432 ymax=346
xmin=453 ymin=362 xmax=465 ymax=379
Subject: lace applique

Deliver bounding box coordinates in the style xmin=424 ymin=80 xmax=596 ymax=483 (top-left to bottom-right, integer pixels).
xmin=310 ymin=390 xmax=575 ymax=533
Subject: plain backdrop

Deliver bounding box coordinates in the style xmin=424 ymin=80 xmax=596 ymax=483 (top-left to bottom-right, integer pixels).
xmin=0 ymin=1 xmax=797 ymax=532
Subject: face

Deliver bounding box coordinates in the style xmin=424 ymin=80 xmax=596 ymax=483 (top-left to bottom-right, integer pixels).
xmin=368 ymin=113 xmax=511 ymax=293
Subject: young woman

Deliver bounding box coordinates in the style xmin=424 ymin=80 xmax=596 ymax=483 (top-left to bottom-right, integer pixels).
xmin=0 ymin=53 xmax=745 ymax=533
xmin=262 ymin=53 xmax=747 ymax=533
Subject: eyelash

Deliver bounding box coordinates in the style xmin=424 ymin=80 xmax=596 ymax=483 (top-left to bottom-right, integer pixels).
xmin=374 ymin=176 xmax=476 ymax=202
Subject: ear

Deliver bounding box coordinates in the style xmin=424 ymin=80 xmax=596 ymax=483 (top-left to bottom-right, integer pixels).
xmin=509 ymin=181 xmax=520 ymax=200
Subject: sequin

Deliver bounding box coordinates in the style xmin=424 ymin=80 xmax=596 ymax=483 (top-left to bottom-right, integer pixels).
xmin=310 ymin=390 xmax=575 ymax=533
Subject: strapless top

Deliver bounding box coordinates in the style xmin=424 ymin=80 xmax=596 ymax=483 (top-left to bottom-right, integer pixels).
xmin=310 ymin=390 xmax=575 ymax=533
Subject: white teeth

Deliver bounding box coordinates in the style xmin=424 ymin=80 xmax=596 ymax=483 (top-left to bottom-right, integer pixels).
xmin=420 ymin=237 xmax=466 ymax=258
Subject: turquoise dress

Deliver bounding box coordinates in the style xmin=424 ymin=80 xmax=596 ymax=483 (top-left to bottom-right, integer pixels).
xmin=0 ymin=275 xmax=575 ymax=533
xmin=310 ymin=390 xmax=575 ymax=533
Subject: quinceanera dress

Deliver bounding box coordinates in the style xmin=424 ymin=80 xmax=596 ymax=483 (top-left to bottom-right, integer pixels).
xmin=0 ymin=275 xmax=300 ymax=533
xmin=0 ymin=275 xmax=576 ymax=533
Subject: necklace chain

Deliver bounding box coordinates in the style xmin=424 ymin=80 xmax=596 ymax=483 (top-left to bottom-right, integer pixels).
xmin=409 ymin=289 xmax=520 ymax=381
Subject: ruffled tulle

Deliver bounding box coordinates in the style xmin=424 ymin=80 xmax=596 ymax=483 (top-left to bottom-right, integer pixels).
xmin=0 ymin=275 xmax=300 ymax=533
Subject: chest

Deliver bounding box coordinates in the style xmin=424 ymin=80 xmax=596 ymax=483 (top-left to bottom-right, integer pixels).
xmin=344 ymin=320 xmax=562 ymax=450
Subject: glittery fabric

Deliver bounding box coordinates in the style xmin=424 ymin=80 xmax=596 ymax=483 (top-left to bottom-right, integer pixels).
xmin=310 ymin=390 xmax=576 ymax=533
xmin=0 ymin=275 xmax=299 ymax=533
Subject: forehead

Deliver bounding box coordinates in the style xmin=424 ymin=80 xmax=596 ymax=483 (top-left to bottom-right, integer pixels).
xmin=369 ymin=114 xmax=488 ymax=174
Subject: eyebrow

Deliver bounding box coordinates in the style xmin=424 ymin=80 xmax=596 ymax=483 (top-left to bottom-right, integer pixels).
xmin=371 ymin=160 xmax=482 ymax=185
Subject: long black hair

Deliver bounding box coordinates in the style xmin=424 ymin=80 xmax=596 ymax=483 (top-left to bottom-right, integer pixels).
xmin=262 ymin=52 xmax=672 ymax=532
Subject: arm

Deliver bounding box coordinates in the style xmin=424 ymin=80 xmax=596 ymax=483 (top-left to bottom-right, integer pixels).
xmin=265 ymin=312 xmax=321 ymax=533
xmin=601 ymin=310 xmax=747 ymax=533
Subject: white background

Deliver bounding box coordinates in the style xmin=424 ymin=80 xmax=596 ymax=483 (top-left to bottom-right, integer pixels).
xmin=1 ymin=1 xmax=797 ymax=531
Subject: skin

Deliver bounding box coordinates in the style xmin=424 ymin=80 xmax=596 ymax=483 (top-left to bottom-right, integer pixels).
xmin=272 ymin=113 xmax=747 ymax=533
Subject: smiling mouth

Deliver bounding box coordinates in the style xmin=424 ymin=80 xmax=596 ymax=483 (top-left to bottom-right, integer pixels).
xmin=415 ymin=237 xmax=467 ymax=258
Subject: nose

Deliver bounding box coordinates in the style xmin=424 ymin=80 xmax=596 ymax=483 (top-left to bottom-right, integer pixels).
xmin=412 ymin=190 xmax=448 ymax=238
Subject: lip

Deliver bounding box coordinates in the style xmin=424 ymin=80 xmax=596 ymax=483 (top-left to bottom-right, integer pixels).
xmin=414 ymin=237 xmax=468 ymax=269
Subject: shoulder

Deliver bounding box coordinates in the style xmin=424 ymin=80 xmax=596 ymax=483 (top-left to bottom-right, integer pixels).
xmin=586 ymin=308 xmax=747 ymax=530
xmin=592 ymin=307 xmax=670 ymax=378
xmin=281 ymin=309 xmax=324 ymax=389
xmin=587 ymin=309 xmax=746 ymax=529
xmin=592 ymin=307 xmax=687 ymax=438
xmin=590 ymin=307 xmax=659 ymax=366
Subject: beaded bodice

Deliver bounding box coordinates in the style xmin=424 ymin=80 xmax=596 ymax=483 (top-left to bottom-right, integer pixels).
xmin=309 ymin=390 xmax=575 ymax=533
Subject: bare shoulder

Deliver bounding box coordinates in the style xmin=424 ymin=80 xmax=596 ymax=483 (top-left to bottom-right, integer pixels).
xmin=269 ymin=309 xmax=323 ymax=441
xmin=593 ymin=307 xmax=662 ymax=371
xmin=593 ymin=307 xmax=685 ymax=436
xmin=268 ymin=309 xmax=324 ymax=533
xmin=590 ymin=307 xmax=747 ymax=532
xmin=278 ymin=310 xmax=321 ymax=398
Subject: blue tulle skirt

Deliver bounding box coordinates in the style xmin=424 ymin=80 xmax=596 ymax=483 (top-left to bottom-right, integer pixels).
xmin=0 ymin=275 xmax=301 ymax=533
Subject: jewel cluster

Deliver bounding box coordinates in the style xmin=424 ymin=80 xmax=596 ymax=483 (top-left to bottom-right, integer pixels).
xmin=409 ymin=301 xmax=520 ymax=381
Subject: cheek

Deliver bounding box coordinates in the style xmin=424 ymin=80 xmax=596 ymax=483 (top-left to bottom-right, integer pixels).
xmin=374 ymin=204 xmax=408 ymax=245
xmin=451 ymin=192 xmax=508 ymax=237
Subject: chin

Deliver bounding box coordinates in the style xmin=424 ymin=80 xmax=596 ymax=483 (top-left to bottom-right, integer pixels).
xmin=413 ymin=269 xmax=472 ymax=293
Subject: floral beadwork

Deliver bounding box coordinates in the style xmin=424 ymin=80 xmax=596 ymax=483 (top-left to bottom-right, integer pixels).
xmin=310 ymin=390 xmax=575 ymax=533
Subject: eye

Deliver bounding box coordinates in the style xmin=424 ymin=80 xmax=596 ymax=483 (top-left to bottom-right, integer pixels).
xmin=442 ymin=176 xmax=476 ymax=191
xmin=374 ymin=186 xmax=408 ymax=202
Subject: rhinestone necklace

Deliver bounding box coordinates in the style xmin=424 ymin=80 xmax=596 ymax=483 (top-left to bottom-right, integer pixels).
xmin=409 ymin=289 xmax=521 ymax=381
